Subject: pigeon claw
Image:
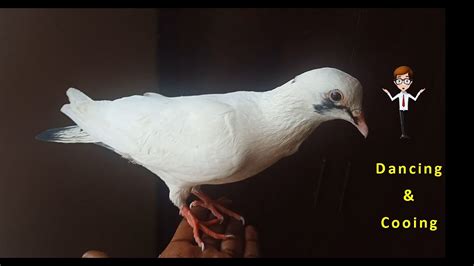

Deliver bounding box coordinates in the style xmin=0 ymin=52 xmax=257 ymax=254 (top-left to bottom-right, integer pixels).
xmin=190 ymin=189 xmax=246 ymax=227
xmin=180 ymin=205 xmax=234 ymax=252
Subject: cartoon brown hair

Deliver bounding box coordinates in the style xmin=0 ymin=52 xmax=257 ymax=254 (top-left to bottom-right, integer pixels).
xmin=393 ymin=66 xmax=414 ymax=79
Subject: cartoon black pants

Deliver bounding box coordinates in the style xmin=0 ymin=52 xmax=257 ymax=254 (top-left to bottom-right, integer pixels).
xmin=399 ymin=110 xmax=408 ymax=137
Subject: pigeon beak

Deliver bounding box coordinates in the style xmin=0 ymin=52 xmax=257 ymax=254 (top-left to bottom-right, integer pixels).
xmin=352 ymin=111 xmax=368 ymax=138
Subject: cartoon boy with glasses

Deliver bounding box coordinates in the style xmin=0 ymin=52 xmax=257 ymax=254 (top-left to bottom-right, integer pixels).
xmin=382 ymin=66 xmax=426 ymax=139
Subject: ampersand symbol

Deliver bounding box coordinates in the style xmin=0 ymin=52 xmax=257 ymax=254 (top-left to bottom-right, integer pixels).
xmin=403 ymin=189 xmax=414 ymax=202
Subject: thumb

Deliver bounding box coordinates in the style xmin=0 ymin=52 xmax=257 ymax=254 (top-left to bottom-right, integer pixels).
xmin=82 ymin=250 xmax=109 ymax=258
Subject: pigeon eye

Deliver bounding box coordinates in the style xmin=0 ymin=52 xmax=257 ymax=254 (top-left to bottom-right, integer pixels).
xmin=329 ymin=90 xmax=343 ymax=102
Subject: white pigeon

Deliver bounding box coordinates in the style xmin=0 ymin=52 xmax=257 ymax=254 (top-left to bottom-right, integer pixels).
xmin=37 ymin=67 xmax=368 ymax=250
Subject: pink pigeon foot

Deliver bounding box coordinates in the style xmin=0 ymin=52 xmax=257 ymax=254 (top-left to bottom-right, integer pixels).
xmin=189 ymin=187 xmax=246 ymax=226
xmin=179 ymin=206 xmax=235 ymax=251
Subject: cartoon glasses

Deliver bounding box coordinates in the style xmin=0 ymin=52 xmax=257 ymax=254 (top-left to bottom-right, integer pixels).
xmin=394 ymin=78 xmax=413 ymax=85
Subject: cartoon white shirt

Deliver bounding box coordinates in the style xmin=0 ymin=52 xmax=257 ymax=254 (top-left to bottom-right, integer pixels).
xmin=385 ymin=90 xmax=424 ymax=111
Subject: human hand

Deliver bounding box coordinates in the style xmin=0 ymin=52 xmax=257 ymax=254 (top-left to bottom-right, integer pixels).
xmin=159 ymin=198 xmax=259 ymax=258
xmin=420 ymin=88 xmax=426 ymax=93
xmin=382 ymin=88 xmax=389 ymax=94
xmin=81 ymin=198 xmax=259 ymax=258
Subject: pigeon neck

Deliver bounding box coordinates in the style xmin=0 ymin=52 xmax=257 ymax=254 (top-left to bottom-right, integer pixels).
xmin=259 ymin=84 xmax=319 ymax=155
xmin=262 ymin=83 xmax=316 ymax=123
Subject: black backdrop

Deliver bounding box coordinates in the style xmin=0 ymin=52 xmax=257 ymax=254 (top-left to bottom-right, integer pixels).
xmin=154 ymin=8 xmax=445 ymax=257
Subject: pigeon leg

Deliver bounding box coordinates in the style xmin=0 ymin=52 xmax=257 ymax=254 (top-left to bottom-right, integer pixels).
xmin=179 ymin=206 xmax=233 ymax=251
xmin=190 ymin=187 xmax=246 ymax=225
xmin=189 ymin=199 xmax=225 ymax=224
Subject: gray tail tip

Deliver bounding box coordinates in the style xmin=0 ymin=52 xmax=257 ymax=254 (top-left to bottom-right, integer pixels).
xmin=35 ymin=127 xmax=63 ymax=142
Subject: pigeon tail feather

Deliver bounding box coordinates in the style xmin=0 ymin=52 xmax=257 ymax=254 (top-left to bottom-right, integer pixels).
xmin=35 ymin=125 xmax=96 ymax=143
xmin=66 ymin=87 xmax=92 ymax=105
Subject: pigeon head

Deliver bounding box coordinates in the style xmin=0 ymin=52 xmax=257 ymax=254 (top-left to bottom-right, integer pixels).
xmin=290 ymin=67 xmax=368 ymax=138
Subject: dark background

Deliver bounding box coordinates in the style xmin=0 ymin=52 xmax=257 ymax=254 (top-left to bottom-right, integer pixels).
xmin=0 ymin=8 xmax=444 ymax=257
xmin=0 ymin=9 xmax=159 ymax=257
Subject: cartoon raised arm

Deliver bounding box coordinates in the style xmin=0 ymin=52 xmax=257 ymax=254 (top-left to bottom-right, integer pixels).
xmin=382 ymin=88 xmax=398 ymax=101
xmin=409 ymin=88 xmax=426 ymax=101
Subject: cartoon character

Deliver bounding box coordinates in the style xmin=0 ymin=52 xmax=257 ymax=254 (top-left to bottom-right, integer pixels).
xmin=382 ymin=66 xmax=426 ymax=139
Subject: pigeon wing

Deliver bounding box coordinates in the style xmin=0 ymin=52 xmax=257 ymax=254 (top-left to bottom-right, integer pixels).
xmin=61 ymin=89 xmax=245 ymax=185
